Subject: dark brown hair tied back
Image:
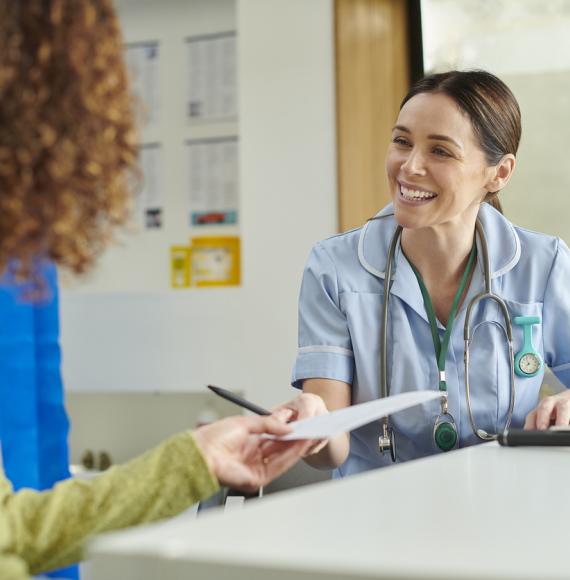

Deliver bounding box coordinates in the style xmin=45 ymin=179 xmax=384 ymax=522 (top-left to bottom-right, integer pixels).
xmin=401 ymin=70 xmax=522 ymax=215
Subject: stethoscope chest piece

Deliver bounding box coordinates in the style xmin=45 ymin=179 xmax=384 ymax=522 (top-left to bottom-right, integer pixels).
xmin=433 ymin=412 xmax=458 ymax=452
xmin=379 ymin=421 xmax=397 ymax=463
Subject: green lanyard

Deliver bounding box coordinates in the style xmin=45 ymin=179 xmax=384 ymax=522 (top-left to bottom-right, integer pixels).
xmin=406 ymin=241 xmax=477 ymax=393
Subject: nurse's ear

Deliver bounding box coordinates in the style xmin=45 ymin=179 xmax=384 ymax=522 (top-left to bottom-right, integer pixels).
xmin=484 ymin=153 xmax=516 ymax=194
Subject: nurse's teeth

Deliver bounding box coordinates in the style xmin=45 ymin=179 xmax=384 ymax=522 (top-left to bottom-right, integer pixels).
xmin=401 ymin=185 xmax=437 ymax=200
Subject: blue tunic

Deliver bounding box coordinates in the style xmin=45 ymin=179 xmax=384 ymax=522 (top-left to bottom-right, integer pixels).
xmin=292 ymin=203 xmax=570 ymax=477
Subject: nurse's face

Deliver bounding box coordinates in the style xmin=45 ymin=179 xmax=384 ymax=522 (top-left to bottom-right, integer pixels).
xmin=385 ymin=92 xmax=496 ymax=230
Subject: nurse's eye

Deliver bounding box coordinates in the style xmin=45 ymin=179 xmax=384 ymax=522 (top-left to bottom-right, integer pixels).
xmin=392 ymin=136 xmax=411 ymax=147
xmin=433 ymin=146 xmax=451 ymax=157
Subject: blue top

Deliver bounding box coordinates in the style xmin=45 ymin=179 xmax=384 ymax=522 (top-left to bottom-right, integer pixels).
xmin=292 ymin=203 xmax=570 ymax=477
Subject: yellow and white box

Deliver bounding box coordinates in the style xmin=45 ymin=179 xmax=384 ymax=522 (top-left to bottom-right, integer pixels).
xmin=189 ymin=236 xmax=241 ymax=287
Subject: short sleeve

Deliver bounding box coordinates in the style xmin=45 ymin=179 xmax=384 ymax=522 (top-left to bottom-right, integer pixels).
xmin=291 ymin=242 xmax=354 ymax=389
xmin=543 ymin=238 xmax=570 ymax=386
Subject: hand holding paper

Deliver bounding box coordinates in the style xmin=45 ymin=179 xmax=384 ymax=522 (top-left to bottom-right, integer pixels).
xmin=267 ymin=390 xmax=442 ymax=440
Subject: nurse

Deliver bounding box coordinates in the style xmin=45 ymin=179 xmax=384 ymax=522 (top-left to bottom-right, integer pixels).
xmin=276 ymin=70 xmax=570 ymax=477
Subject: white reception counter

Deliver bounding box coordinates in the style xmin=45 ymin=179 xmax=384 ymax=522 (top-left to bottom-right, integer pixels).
xmin=89 ymin=442 xmax=569 ymax=580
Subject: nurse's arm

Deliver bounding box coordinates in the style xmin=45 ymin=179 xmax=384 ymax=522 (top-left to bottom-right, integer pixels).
xmin=303 ymin=379 xmax=350 ymax=469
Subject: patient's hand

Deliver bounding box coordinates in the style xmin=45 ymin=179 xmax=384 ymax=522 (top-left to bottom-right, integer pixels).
xmin=193 ymin=416 xmax=312 ymax=492
xmin=524 ymin=390 xmax=570 ymax=430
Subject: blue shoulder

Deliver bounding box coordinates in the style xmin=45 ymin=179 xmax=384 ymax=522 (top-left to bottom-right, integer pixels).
xmin=315 ymin=225 xmax=362 ymax=262
xmin=514 ymin=225 xmax=559 ymax=267
xmin=508 ymin=225 xmax=560 ymax=301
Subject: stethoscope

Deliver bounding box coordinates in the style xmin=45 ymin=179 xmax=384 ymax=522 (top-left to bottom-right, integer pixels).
xmin=378 ymin=218 xmax=543 ymax=462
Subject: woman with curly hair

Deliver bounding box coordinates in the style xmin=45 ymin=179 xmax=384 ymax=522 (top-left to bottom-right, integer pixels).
xmin=0 ymin=1 xmax=311 ymax=578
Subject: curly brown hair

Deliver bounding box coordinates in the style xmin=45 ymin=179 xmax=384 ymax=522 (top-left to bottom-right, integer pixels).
xmin=0 ymin=0 xmax=137 ymax=280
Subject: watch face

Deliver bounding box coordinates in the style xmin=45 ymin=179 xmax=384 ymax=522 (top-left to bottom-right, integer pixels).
xmin=519 ymin=353 xmax=541 ymax=375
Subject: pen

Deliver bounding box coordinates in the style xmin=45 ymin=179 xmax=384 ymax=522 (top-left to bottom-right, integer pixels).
xmin=498 ymin=428 xmax=570 ymax=447
xmin=207 ymin=385 xmax=271 ymax=416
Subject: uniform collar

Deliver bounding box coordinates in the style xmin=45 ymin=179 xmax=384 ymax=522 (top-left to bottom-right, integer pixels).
xmin=358 ymin=203 xmax=521 ymax=326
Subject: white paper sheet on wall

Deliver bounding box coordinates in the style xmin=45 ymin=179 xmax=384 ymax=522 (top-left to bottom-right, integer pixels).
xmin=186 ymin=137 xmax=238 ymax=226
xmin=186 ymin=32 xmax=237 ymax=121
xmin=137 ymin=143 xmax=163 ymax=229
xmin=125 ymin=41 xmax=160 ymax=127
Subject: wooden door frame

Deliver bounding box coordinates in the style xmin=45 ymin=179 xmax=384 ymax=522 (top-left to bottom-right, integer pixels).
xmin=335 ymin=0 xmax=423 ymax=232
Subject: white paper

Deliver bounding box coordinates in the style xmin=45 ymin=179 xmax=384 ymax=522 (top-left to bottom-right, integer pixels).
xmin=272 ymin=390 xmax=442 ymax=440
xmin=186 ymin=32 xmax=237 ymax=121
xmin=135 ymin=143 xmax=162 ymax=229
xmin=125 ymin=42 xmax=160 ymax=127
xmin=186 ymin=137 xmax=238 ymax=226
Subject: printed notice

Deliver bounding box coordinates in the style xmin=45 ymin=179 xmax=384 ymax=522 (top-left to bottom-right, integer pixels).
xmin=186 ymin=137 xmax=238 ymax=226
xmin=189 ymin=236 xmax=240 ymax=287
xmin=136 ymin=143 xmax=163 ymax=229
xmin=125 ymin=41 xmax=160 ymax=127
xmin=171 ymin=246 xmax=191 ymax=289
xmin=186 ymin=32 xmax=237 ymax=121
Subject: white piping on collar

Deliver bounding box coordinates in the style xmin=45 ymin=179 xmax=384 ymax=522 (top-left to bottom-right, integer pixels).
xmin=357 ymin=219 xmax=387 ymax=279
xmin=358 ymin=208 xmax=521 ymax=281
xmin=490 ymin=220 xmax=521 ymax=278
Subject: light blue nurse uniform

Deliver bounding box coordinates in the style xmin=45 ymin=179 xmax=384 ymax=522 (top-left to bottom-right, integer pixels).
xmin=292 ymin=203 xmax=570 ymax=477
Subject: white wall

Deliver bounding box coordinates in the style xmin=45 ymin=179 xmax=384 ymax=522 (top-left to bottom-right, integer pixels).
xmin=59 ymin=0 xmax=337 ymax=407
xmin=237 ymin=0 xmax=337 ymax=404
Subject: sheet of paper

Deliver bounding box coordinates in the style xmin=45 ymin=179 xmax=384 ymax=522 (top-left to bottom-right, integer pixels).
xmin=186 ymin=137 xmax=239 ymax=226
xmin=125 ymin=42 xmax=160 ymax=127
xmin=272 ymin=390 xmax=442 ymax=440
xmin=137 ymin=143 xmax=162 ymax=229
xmin=186 ymin=32 xmax=237 ymax=121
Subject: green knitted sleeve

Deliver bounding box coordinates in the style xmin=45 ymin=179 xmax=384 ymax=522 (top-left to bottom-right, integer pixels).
xmin=0 ymin=431 xmax=219 ymax=577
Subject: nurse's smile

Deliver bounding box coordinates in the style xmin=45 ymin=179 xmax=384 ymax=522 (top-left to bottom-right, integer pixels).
xmin=398 ymin=181 xmax=438 ymax=205
xmin=385 ymin=92 xmax=496 ymax=232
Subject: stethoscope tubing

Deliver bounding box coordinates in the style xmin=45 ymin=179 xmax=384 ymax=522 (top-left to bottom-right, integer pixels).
xmin=380 ymin=218 xmax=517 ymax=454
xmin=379 ymin=225 xmax=403 ymax=438
xmin=380 ymin=224 xmax=402 ymax=400
xmin=463 ymin=220 xmax=516 ymax=440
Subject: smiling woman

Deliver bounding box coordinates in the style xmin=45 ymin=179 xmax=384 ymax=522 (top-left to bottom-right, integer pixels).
xmin=277 ymin=69 xmax=570 ymax=479
xmin=395 ymin=70 xmax=521 ymax=215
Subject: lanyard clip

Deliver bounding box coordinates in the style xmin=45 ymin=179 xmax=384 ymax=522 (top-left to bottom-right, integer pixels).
xmin=378 ymin=418 xmax=396 ymax=463
xmin=440 ymin=392 xmax=449 ymax=415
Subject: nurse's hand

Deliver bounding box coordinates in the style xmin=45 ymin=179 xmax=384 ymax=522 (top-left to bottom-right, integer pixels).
xmin=193 ymin=416 xmax=312 ymax=492
xmin=524 ymin=390 xmax=570 ymax=430
xmin=271 ymin=393 xmax=329 ymax=455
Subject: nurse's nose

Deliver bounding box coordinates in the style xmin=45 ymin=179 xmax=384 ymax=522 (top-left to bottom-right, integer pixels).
xmin=400 ymin=149 xmax=427 ymax=177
